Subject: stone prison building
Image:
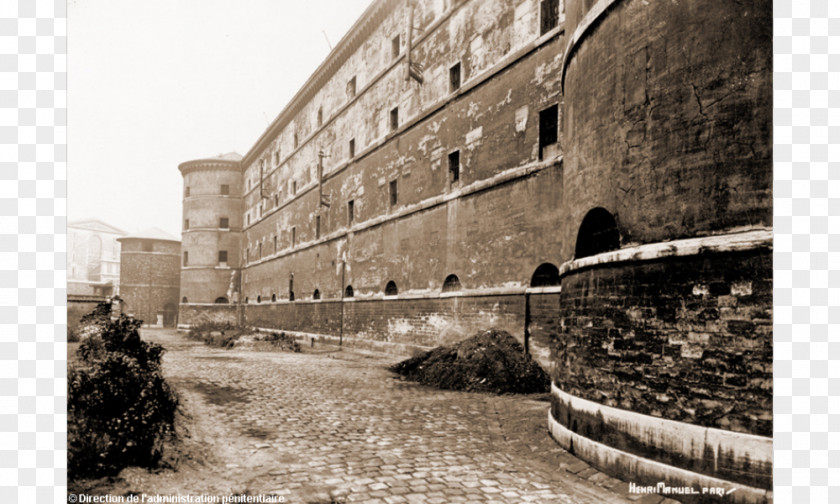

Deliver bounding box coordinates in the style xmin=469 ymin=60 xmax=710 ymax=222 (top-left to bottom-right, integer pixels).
xmin=177 ymin=0 xmax=772 ymax=501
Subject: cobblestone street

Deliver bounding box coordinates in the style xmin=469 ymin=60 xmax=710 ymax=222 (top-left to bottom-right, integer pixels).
xmin=117 ymin=328 xmax=647 ymax=504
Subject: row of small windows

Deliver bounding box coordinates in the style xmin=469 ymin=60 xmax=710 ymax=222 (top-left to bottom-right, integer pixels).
xmin=246 ymin=101 xmax=560 ymax=229
xmin=191 ymin=206 xmax=615 ymax=272
xmin=246 ymin=0 xmax=563 ymax=203
xmin=191 ymin=207 xmax=615 ymax=307
xmin=241 ymin=205 xmax=618 ymax=299
xmin=181 ymin=296 xmax=228 ymax=304
xmin=182 ymin=250 xmax=228 ymax=266
xmin=184 ymin=184 xmax=230 ymax=197
xmin=245 ymin=276 xmax=424 ymax=304
xmin=184 ymin=217 xmax=229 ymax=230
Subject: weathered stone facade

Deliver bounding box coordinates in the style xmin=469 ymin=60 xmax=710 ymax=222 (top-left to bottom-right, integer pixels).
xmin=178 ymin=0 xmax=771 ymax=498
xmin=118 ymin=229 xmax=181 ymax=327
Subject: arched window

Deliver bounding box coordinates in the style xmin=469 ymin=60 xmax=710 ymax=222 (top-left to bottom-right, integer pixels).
xmin=181 ymin=296 xmax=188 ymax=304
xmin=257 ymin=295 xmax=262 ymax=303
xmin=345 ymin=285 xmax=354 ymax=298
xmin=244 ymin=297 xmax=249 ymax=304
xmin=271 ymin=294 xmax=276 ymax=302
xmin=575 ymin=207 xmax=620 ymax=258
xmin=214 ymin=297 xmax=228 ymax=304
xmin=385 ymin=281 xmax=398 ymax=296
xmin=313 ymin=289 xmax=321 ymax=300
xmin=442 ymin=274 xmax=461 ymax=292
xmin=530 ymin=263 xmax=561 ymax=287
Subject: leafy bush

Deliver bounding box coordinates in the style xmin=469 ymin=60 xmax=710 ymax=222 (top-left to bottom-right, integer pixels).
xmin=68 ymin=315 xmax=178 ymax=478
xmin=68 ymin=302 xmax=113 ymax=343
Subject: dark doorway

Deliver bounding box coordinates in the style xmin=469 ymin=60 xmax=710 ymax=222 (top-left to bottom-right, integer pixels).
xmin=575 ymin=208 xmax=620 ymax=258
xmin=530 ymin=263 xmax=561 ymax=287
xmin=442 ymin=274 xmax=461 ymax=292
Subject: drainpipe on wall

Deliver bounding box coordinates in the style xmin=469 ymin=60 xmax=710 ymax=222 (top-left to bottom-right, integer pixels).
xmin=339 ymin=259 xmax=346 ymax=347
xmin=524 ymin=292 xmax=531 ymax=355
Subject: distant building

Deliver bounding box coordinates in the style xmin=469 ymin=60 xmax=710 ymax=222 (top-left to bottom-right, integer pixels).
xmin=67 ymin=219 xmax=126 ymax=297
xmin=117 ymin=228 xmax=181 ymax=327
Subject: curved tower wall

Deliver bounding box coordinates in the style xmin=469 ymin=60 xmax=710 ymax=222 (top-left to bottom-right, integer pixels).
xmin=178 ymin=158 xmax=243 ymax=325
xmin=547 ymin=0 xmax=772 ymax=499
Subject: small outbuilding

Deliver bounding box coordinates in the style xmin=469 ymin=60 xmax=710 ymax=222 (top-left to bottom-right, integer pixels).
xmin=117 ymin=228 xmax=181 ymax=327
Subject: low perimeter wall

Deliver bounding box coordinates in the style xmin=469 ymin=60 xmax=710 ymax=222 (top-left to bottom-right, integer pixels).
xmin=67 ymin=295 xmax=108 ymax=330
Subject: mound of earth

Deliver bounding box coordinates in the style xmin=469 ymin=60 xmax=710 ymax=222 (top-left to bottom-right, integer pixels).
xmin=390 ymin=329 xmax=549 ymax=394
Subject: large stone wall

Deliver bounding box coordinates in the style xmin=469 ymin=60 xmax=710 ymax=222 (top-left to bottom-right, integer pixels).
xmin=241 ymin=0 xmax=567 ymax=304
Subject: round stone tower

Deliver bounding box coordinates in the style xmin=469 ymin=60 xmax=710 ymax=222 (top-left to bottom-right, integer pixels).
xmin=117 ymin=228 xmax=181 ymax=327
xmin=178 ymin=152 xmax=243 ymax=314
xmin=549 ymin=0 xmax=772 ymax=500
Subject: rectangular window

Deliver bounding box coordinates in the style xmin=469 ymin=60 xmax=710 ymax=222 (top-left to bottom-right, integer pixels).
xmin=540 ymin=0 xmax=560 ymax=35
xmin=348 ymin=200 xmax=355 ymax=224
xmin=183 ymin=251 xmax=188 ymax=266
xmin=218 ymin=250 xmax=228 ymax=264
xmin=274 ymin=235 xmax=278 ymax=253
xmin=390 ymin=107 xmax=399 ymax=131
xmin=247 ymin=213 xmax=251 ymax=226
xmin=539 ymin=104 xmax=559 ymax=160
xmin=184 ymin=186 xmax=190 ymax=197
xmin=294 ymin=133 xmax=299 ymax=148
xmin=220 ymin=184 xmax=229 ymax=195
xmin=274 ymin=193 xmax=279 ymax=207
xmin=184 ymin=219 xmax=189 ymax=230
xmin=315 ymin=215 xmax=321 ymax=238
xmin=317 ymin=107 xmax=323 ymax=127
xmin=245 ymin=247 xmax=249 ymax=264
xmin=291 ymin=227 xmax=296 ymax=246
xmin=292 ymin=180 xmax=297 ymax=194
xmin=274 ymin=151 xmax=280 ymax=165
xmin=389 ymin=180 xmax=398 ymax=206
xmin=449 ymin=150 xmax=460 ymax=182
xmin=391 ymin=34 xmax=400 ymax=59
xmin=258 ymin=242 xmax=262 ymax=258
xmin=142 ymin=240 xmax=153 ymax=252
xmin=449 ymin=62 xmax=461 ymax=92
xmin=347 ymin=76 xmax=357 ymax=99
xmin=349 ymin=138 xmax=356 ymax=158
xmin=219 ymin=217 xmax=229 ymax=229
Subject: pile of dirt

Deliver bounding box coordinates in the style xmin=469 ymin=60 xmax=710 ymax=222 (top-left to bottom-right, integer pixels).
xmin=390 ymin=329 xmax=549 ymax=394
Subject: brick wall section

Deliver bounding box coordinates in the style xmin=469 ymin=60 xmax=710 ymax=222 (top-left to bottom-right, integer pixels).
xmin=550 ymin=249 xmax=772 ymax=440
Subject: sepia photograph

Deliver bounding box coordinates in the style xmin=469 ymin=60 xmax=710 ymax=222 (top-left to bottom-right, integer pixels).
xmin=66 ymin=0 xmax=773 ymax=502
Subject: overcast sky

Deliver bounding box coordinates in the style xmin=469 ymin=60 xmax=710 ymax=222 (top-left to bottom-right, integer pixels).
xmin=68 ymin=0 xmax=373 ymax=238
